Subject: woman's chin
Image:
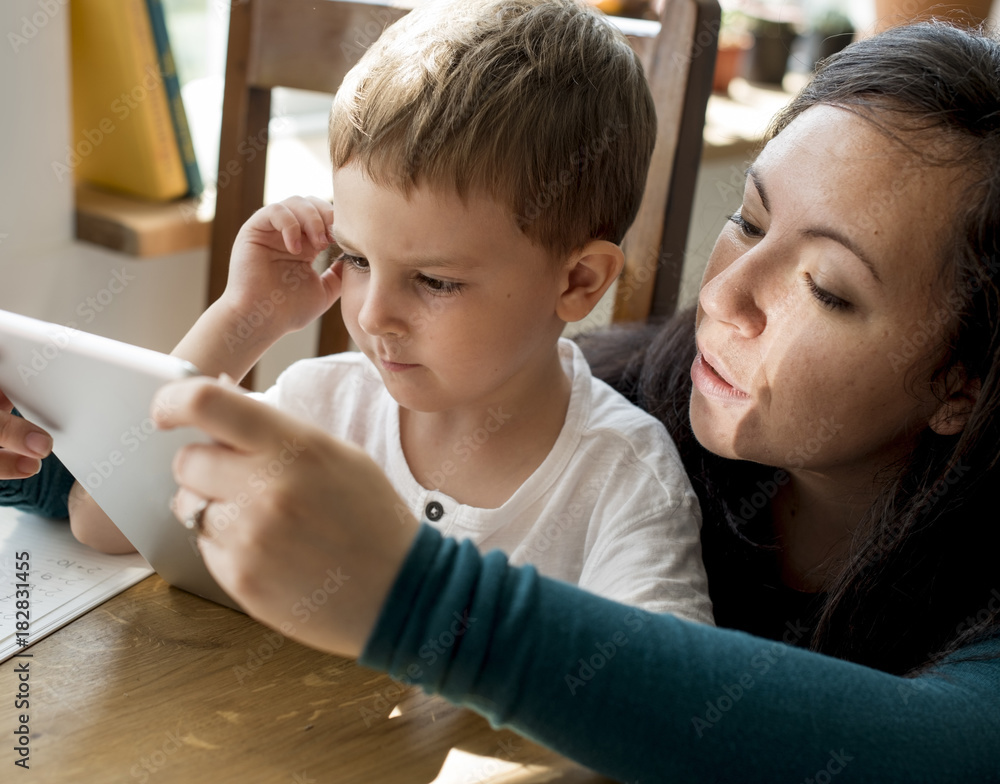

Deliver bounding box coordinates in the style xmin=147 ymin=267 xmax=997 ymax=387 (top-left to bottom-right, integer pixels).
xmin=688 ymin=399 xmax=782 ymax=468
xmin=689 ymin=395 xmax=747 ymax=461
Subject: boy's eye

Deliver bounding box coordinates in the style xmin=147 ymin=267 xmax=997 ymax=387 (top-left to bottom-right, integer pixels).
xmin=336 ymin=253 xmax=368 ymax=271
xmin=417 ymin=274 xmax=463 ymax=296
xmin=728 ymin=211 xmax=764 ymax=239
xmin=336 ymin=253 xmax=462 ymax=295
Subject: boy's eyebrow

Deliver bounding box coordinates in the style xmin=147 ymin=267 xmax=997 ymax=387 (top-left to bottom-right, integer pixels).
xmin=330 ymin=228 xmax=475 ymax=270
xmin=329 ymin=228 xmax=358 ymax=252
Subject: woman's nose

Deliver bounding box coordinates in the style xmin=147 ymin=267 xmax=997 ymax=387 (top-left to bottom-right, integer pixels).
xmin=698 ymin=248 xmax=768 ymax=338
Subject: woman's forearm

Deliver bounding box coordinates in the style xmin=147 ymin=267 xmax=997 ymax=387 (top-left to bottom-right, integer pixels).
xmin=362 ymin=525 xmax=1000 ymax=783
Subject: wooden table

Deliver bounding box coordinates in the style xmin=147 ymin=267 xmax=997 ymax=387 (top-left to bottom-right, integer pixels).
xmin=0 ymin=576 xmax=615 ymax=783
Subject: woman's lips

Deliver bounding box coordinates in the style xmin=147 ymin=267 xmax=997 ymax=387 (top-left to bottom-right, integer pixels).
xmin=691 ymin=351 xmax=751 ymax=400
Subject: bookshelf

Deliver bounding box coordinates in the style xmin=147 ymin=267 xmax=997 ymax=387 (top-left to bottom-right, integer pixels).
xmin=75 ymin=185 xmax=212 ymax=257
xmin=69 ymin=0 xmax=205 ymax=257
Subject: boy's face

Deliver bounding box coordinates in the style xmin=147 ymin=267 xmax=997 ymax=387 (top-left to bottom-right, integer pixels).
xmin=330 ymin=164 xmax=567 ymax=414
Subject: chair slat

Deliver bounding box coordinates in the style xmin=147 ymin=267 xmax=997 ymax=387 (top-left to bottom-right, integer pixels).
xmin=249 ymin=0 xmax=408 ymax=93
xmin=208 ymin=0 xmax=720 ymax=386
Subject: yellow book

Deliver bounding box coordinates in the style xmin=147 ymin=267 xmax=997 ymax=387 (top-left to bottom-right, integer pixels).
xmin=65 ymin=0 xmax=187 ymax=201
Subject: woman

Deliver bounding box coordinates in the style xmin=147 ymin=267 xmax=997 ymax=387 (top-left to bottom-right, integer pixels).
xmin=4 ymin=21 xmax=999 ymax=782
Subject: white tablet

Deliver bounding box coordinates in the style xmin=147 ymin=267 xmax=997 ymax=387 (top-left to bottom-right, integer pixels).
xmin=0 ymin=308 xmax=239 ymax=610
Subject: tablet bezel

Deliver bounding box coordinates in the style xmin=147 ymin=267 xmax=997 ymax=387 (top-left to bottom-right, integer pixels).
xmin=0 ymin=308 xmax=239 ymax=610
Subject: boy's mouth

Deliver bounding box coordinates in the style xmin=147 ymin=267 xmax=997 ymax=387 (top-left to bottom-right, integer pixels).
xmin=379 ymin=357 xmax=420 ymax=373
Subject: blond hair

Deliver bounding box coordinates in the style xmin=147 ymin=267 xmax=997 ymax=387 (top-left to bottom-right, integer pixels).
xmin=328 ymin=0 xmax=656 ymax=256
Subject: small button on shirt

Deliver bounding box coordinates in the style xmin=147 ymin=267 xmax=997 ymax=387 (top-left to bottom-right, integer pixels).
xmin=425 ymin=500 xmax=444 ymax=522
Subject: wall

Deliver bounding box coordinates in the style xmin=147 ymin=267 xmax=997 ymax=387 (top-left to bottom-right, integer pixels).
xmin=1 ymin=0 xmax=73 ymax=261
xmin=0 ymin=1 xmax=208 ymax=357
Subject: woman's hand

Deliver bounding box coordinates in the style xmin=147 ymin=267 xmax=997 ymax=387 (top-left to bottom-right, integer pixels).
xmin=152 ymin=376 xmax=421 ymax=658
xmin=0 ymin=390 xmax=53 ymax=479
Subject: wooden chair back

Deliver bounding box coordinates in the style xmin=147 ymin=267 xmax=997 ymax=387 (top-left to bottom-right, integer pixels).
xmin=207 ymin=0 xmax=720 ymax=384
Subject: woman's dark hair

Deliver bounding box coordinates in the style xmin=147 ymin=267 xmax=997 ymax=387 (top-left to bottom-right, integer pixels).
xmin=581 ymin=21 xmax=1000 ymax=675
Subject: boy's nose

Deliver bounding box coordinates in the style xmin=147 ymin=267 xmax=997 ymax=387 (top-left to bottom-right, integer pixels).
xmin=357 ymin=278 xmax=407 ymax=338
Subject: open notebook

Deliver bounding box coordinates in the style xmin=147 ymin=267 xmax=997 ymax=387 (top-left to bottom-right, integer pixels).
xmin=0 ymin=506 xmax=152 ymax=663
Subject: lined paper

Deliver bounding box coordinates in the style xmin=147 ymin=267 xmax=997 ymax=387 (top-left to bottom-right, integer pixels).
xmin=0 ymin=506 xmax=152 ymax=662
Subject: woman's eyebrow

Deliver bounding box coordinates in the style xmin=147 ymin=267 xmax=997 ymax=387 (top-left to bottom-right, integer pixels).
xmin=802 ymin=226 xmax=883 ymax=285
xmin=746 ymin=165 xmax=770 ymax=212
xmin=746 ymin=164 xmax=883 ymax=286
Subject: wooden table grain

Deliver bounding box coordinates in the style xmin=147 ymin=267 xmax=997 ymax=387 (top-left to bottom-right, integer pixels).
xmin=1 ymin=576 xmax=614 ymax=784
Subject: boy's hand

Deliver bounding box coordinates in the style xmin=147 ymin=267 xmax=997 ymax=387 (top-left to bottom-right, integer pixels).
xmin=224 ymin=195 xmax=342 ymax=338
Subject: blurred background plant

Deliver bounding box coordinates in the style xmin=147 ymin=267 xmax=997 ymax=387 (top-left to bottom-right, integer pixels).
xmin=787 ymin=2 xmax=856 ymax=73
xmin=733 ymin=1 xmax=801 ymax=84
xmin=713 ymin=0 xmax=866 ymax=88
xmin=714 ymin=8 xmax=754 ymax=92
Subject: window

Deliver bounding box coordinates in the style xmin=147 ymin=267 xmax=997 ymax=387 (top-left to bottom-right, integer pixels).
xmin=163 ymin=0 xmax=335 ymax=203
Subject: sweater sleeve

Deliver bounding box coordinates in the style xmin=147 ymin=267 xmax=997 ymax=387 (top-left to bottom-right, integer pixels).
xmin=361 ymin=524 xmax=1000 ymax=783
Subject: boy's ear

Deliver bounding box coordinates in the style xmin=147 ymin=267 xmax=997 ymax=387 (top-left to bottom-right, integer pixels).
xmin=555 ymin=240 xmax=624 ymax=323
xmin=928 ymin=366 xmax=980 ymax=436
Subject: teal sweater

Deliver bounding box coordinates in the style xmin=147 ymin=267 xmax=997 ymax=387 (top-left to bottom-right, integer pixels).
xmin=362 ymin=524 xmax=1000 ymax=783
xmin=9 ymin=455 xmax=1000 ymax=780
xmin=0 ymin=441 xmax=74 ymax=519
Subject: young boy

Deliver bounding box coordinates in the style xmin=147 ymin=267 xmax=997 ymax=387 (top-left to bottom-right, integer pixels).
xmin=70 ymin=0 xmax=713 ymax=623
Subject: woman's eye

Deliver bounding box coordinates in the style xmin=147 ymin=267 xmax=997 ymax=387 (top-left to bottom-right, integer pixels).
xmin=418 ymin=274 xmax=463 ymax=295
xmin=728 ymin=212 xmax=764 ymax=239
xmin=805 ymin=273 xmax=852 ymax=312
xmin=336 ymin=253 xmax=368 ymax=271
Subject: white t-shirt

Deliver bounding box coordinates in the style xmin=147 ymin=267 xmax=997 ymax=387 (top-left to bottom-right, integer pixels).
xmin=259 ymin=338 xmax=713 ymax=624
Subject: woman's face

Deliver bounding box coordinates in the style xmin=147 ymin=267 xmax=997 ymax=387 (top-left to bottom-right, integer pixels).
xmin=691 ymin=104 xmax=967 ymax=476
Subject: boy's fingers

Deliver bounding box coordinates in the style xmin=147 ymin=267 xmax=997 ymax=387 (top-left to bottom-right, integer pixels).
xmin=318 ymin=264 xmax=343 ymax=308
xmin=261 ymin=203 xmax=303 ymax=254
xmin=251 ymin=198 xmax=334 ymax=256
xmin=278 ymin=196 xmax=331 ymax=252
xmin=305 ymin=195 xmax=334 ymax=218
xmin=281 ymin=227 xmax=303 ymax=256
xmin=304 ymin=196 xmax=335 ymax=242
xmin=152 ymin=377 xmax=292 ymax=454
xmin=297 ymin=197 xmax=332 ymax=250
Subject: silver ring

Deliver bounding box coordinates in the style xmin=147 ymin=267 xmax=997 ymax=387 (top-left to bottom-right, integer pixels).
xmin=183 ymin=499 xmax=210 ymax=533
